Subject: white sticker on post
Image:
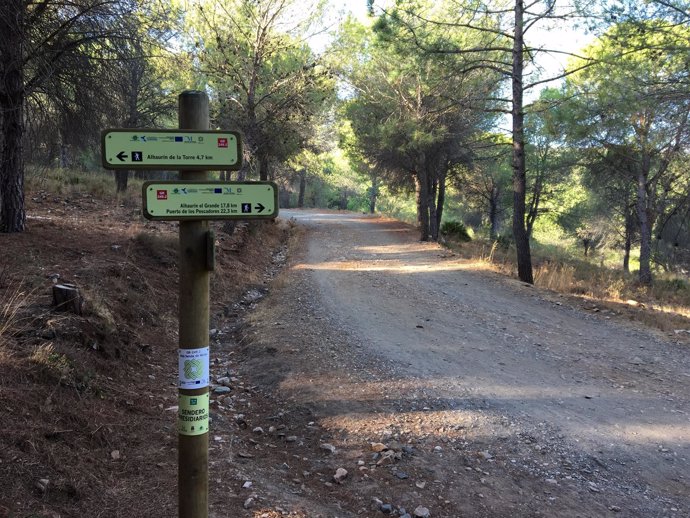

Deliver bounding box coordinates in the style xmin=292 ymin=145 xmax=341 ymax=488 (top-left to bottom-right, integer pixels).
xmin=179 ymin=347 xmax=210 ymax=389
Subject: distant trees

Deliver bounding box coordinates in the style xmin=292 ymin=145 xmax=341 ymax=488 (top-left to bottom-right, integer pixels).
xmin=2 ymin=0 xmax=689 ymax=285
xmin=455 ymin=137 xmax=512 ymax=240
xmin=107 ymin=8 xmax=180 ymax=192
xmin=353 ymin=0 xmax=598 ymax=282
xmin=189 ymin=0 xmax=336 ymax=181
xmin=337 ymin=12 xmax=501 ymax=241
xmin=339 ymin=120 xmax=381 ymax=214
xmin=561 ymin=21 xmax=690 ymax=284
xmin=356 ymin=0 xmax=690 ymax=284
xmin=1 ymin=0 xmax=124 ymax=231
xmin=0 ymin=0 xmax=177 ymax=231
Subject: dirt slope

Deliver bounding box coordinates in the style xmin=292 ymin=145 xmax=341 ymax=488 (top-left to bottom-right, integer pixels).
xmin=235 ymin=209 xmax=689 ymax=517
xmin=0 ymin=190 xmax=291 ymax=518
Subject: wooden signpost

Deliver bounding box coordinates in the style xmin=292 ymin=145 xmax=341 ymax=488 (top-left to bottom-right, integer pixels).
xmin=102 ymin=90 xmax=275 ymax=518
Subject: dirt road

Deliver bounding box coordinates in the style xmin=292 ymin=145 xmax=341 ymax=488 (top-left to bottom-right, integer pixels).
xmin=233 ymin=210 xmax=689 ymax=517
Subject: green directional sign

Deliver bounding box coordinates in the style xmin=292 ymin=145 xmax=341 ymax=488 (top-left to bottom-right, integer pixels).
xmin=142 ymin=181 xmax=278 ymax=221
xmin=101 ymin=129 xmax=241 ymax=170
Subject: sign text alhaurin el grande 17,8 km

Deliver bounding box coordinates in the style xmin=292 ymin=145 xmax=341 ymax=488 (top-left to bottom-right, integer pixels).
xmin=143 ymin=181 xmax=278 ymax=221
xmin=101 ymin=129 xmax=242 ymax=170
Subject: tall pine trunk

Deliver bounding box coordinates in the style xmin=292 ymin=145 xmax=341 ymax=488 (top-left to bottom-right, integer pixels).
xmin=428 ymin=178 xmax=438 ymax=241
xmin=436 ymin=170 xmax=446 ymax=236
xmin=415 ymin=175 xmax=423 ymax=229
xmin=489 ymin=184 xmax=500 ymax=240
xmin=258 ymin=151 xmax=270 ymax=181
xmin=115 ymin=170 xmax=129 ymax=193
xmin=637 ymin=153 xmax=653 ymax=285
xmin=511 ymin=0 xmax=533 ymax=283
xmin=623 ymin=207 xmax=633 ymax=273
xmin=297 ymin=169 xmax=306 ymax=208
xmin=416 ymin=168 xmax=430 ymax=242
xmin=0 ymin=0 xmax=26 ymax=233
xmin=369 ymin=175 xmax=378 ymax=214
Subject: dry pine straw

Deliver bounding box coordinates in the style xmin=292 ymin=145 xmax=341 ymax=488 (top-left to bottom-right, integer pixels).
xmin=0 ymin=193 xmax=290 ymax=518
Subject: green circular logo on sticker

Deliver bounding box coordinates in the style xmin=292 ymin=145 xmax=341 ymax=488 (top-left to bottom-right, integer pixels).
xmin=184 ymin=359 xmax=203 ymax=380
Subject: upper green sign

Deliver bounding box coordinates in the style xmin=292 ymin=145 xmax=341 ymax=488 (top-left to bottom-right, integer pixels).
xmin=101 ymin=129 xmax=242 ymax=170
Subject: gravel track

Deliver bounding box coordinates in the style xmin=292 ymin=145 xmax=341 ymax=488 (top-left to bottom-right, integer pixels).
xmin=237 ymin=209 xmax=689 ymax=517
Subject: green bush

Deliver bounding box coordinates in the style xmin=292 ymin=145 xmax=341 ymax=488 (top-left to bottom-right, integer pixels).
xmin=495 ymin=233 xmax=513 ymax=250
xmin=655 ymin=277 xmax=689 ymax=293
xmin=441 ymin=220 xmax=472 ymax=242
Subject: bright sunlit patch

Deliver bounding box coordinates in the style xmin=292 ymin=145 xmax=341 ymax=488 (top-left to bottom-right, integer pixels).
xmin=279 ymin=374 xmax=690 ymax=449
xmin=292 ymin=259 xmax=493 ymax=273
xmin=355 ymin=244 xmax=441 ymax=254
xmin=594 ymin=424 xmax=690 ymax=445
xmin=320 ymin=409 xmax=487 ymax=437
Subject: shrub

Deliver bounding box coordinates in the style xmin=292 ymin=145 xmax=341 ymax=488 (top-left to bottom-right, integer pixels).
xmin=494 ymin=233 xmax=512 ymax=250
xmin=441 ymin=220 xmax=472 ymax=242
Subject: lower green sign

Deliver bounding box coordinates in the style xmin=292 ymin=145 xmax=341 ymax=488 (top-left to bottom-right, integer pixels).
xmin=142 ymin=181 xmax=278 ymax=221
xmin=178 ymin=393 xmax=209 ymax=436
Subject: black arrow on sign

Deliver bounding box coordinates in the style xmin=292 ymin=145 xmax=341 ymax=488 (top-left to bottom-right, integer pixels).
xmin=116 ymin=151 xmax=127 ymax=162
xmin=255 ymin=203 xmax=265 ymax=213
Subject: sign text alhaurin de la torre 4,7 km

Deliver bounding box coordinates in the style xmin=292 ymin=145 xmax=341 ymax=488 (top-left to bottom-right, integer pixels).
xmin=101 ymin=129 xmax=241 ymax=170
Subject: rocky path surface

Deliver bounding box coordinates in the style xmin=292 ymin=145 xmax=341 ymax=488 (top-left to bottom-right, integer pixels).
xmin=227 ymin=210 xmax=689 ymax=517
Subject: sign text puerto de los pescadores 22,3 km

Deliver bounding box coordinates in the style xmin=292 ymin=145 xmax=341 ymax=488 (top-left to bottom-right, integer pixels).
xmin=101 ymin=129 xmax=241 ymax=170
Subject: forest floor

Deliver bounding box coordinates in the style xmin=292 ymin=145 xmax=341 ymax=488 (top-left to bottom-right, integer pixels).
xmin=1 ymin=196 xmax=689 ymax=517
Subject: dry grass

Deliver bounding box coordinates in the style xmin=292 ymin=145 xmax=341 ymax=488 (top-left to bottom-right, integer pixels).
xmin=0 ymin=277 xmax=35 ymax=353
xmin=29 ymin=342 xmax=74 ymax=380
xmin=26 ymin=165 xmax=144 ymax=206
xmin=445 ymin=236 xmax=690 ymax=335
xmin=132 ymin=231 xmax=178 ymax=262
xmin=534 ymin=263 xmax=577 ymax=293
xmin=82 ymin=289 xmax=118 ymax=335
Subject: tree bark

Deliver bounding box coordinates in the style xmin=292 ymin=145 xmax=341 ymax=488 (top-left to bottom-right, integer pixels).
xmin=416 ymin=170 xmax=430 ymax=241
xmin=59 ymin=142 xmax=69 ymax=169
xmin=623 ymin=208 xmax=633 ymax=272
xmin=297 ymin=169 xmax=306 ymax=208
xmin=436 ymin=170 xmax=446 ymax=236
xmin=369 ymin=175 xmax=378 ymax=214
xmin=0 ymin=0 xmax=26 ymax=233
xmin=279 ymin=187 xmax=290 ymax=208
xmin=637 ymin=152 xmax=653 ymax=285
xmin=511 ymin=0 xmax=533 ymax=283
xmin=583 ymin=239 xmax=591 ymax=257
xmin=258 ymin=151 xmax=270 ymax=181
xmin=115 ymin=170 xmax=129 ymax=193
xmin=428 ymin=174 xmax=438 ymax=241
xmin=526 ymin=176 xmax=541 ymax=239
xmin=414 ymin=174 xmax=423 ymax=228
xmin=489 ymin=184 xmax=500 ymax=240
